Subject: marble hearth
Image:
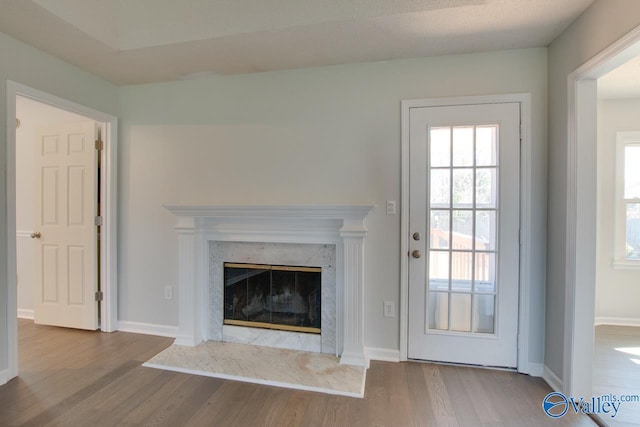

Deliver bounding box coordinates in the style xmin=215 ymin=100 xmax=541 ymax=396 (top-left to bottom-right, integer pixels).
xmin=165 ymin=205 xmax=374 ymax=367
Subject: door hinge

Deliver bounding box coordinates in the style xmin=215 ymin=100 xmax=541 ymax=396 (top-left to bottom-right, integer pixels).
xmin=95 ymin=291 xmax=104 ymax=302
xmin=95 ymin=139 xmax=104 ymax=151
xmin=95 ymin=216 xmax=103 ymax=226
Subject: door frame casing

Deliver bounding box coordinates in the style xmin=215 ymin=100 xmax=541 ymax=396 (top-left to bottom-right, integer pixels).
xmin=400 ymin=93 xmax=534 ymax=374
xmin=564 ymin=26 xmax=640 ymax=397
xmin=6 ymin=81 xmax=118 ymax=380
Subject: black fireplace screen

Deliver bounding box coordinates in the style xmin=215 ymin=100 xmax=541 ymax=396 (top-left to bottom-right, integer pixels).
xmin=223 ymin=263 xmax=321 ymax=334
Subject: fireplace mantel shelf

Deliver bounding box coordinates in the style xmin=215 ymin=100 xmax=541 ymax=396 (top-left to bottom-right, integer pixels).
xmin=164 ymin=204 xmax=375 ymax=223
xmin=165 ymin=203 xmax=375 ymax=367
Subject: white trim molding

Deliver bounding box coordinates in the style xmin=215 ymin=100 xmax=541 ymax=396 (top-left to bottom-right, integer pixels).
xmin=165 ymin=204 xmax=374 ymax=368
xmin=0 ymin=369 xmax=9 ymax=386
xmin=543 ymin=365 xmax=563 ymax=392
xmin=400 ymin=93 xmax=535 ymax=375
xmin=612 ymin=260 xmax=640 ymax=270
xmin=17 ymin=309 xmax=34 ymax=320
xmin=118 ymin=321 xmax=179 ymax=338
xmin=595 ymin=317 xmax=640 ymax=327
xmin=16 ymin=230 xmax=32 ymax=238
xmin=366 ymin=347 xmax=401 ymax=362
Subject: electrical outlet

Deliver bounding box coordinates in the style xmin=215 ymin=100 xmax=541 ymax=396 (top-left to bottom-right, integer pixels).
xmin=383 ymin=301 xmax=395 ymax=318
xmin=164 ymin=286 xmax=173 ymax=300
xmin=386 ymin=200 xmax=396 ymax=215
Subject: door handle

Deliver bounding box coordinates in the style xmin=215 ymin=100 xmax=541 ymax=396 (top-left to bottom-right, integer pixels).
xmin=30 ymin=232 xmax=41 ymax=239
xmin=411 ymin=250 xmax=422 ymax=259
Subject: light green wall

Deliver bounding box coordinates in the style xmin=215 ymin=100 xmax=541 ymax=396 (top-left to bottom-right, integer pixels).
xmin=0 ymin=31 xmax=551 ymax=379
xmin=117 ymin=48 xmax=548 ymax=358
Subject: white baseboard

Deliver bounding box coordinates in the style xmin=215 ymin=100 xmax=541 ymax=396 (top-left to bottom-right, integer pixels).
xmin=17 ymin=309 xmax=34 ymax=320
xmin=0 ymin=368 xmax=9 ymax=386
xmin=366 ymin=347 xmax=400 ymax=362
xmin=527 ymin=362 xmax=544 ymax=377
xmin=594 ymin=317 xmax=640 ymax=327
xmin=542 ymin=365 xmax=563 ymax=392
xmin=118 ymin=321 xmax=178 ymax=338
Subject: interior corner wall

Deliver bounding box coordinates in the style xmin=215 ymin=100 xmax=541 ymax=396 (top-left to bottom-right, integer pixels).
xmin=595 ymin=98 xmax=640 ymax=322
xmin=117 ymin=47 xmax=548 ymax=361
xmin=0 ymin=31 xmax=118 ymax=377
xmin=546 ymin=0 xmax=640 ymax=381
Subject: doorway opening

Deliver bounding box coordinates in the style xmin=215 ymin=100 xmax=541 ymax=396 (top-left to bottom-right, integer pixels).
xmin=6 ymin=82 xmax=118 ymax=381
xmin=564 ymin=24 xmax=640 ymax=426
xmin=586 ymin=47 xmax=640 ymax=426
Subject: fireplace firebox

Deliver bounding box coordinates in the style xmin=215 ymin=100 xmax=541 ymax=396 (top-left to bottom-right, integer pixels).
xmin=223 ymin=263 xmax=321 ymax=334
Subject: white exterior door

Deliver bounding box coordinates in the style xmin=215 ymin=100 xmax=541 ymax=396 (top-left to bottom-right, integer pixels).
xmin=33 ymin=122 xmax=99 ymax=330
xmin=408 ymin=103 xmax=520 ymax=367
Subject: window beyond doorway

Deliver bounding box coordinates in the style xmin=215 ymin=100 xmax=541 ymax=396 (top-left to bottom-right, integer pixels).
xmin=615 ymin=131 xmax=640 ymax=266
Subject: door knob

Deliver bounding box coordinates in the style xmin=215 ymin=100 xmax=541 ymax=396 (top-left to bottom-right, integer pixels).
xmin=411 ymin=250 xmax=421 ymax=259
xmin=30 ymin=232 xmax=41 ymax=239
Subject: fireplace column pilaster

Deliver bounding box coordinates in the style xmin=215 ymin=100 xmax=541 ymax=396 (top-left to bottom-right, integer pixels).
xmin=173 ymin=217 xmax=205 ymax=346
xmin=339 ymin=219 xmax=369 ymax=368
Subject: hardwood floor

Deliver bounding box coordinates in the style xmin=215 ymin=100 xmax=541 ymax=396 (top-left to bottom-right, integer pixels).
xmin=593 ymin=325 xmax=640 ymax=426
xmin=0 ymin=319 xmax=596 ymax=426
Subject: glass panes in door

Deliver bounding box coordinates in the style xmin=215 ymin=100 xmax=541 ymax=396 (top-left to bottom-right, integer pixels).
xmin=428 ymin=125 xmax=498 ymax=335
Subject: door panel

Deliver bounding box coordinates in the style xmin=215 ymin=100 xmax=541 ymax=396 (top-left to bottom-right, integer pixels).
xmin=42 ymin=245 xmax=59 ymax=303
xmin=408 ymin=103 xmax=520 ymax=368
xmin=34 ymin=122 xmax=98 ymax=330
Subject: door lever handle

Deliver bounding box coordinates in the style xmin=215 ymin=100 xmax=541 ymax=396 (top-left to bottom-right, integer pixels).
xmin=30 ymin=232 xmax=41 ymax=239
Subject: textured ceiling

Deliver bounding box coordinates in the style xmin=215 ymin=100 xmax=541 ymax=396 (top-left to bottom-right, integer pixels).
xmin=0 ymin=0 xmax=595 ymax=85
xmin=34 ymin=0 xmax=486 ymax=50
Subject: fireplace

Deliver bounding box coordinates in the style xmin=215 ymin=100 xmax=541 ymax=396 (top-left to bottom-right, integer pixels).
xmin=223 ymin=263 xmax=322 ymax=334
xmin=165 ymin=204 xmax=374 ymax=367
xmin=210 ymin=241 xmax=335 ymax=354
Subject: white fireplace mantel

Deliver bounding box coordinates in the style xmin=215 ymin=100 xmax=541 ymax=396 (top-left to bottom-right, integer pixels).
xmin=165 ymin=204 xmax=375 ymax=367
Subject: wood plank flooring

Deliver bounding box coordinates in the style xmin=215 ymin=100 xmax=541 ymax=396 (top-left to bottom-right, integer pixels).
xmin=593 ymin=325 xmax=640 ymax=426
xmin=0 ymin=319 xmax=597 ymax=426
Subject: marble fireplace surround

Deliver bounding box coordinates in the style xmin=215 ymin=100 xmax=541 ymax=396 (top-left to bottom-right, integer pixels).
xmin=210 ymin=241 xmax=336 ymax=354
xmin=165 ymin=204 xmax=374 ymax=367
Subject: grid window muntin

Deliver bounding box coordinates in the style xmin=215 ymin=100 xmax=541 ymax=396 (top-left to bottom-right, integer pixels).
xmin=427 ymin=125 xmax=499 ymax=334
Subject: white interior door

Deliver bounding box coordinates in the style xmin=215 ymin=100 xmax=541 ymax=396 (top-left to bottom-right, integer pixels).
xmin=408 ymin=103 xmax=520 ymax=367
xmin=33 ymin=121 xmax=99 ymax=330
